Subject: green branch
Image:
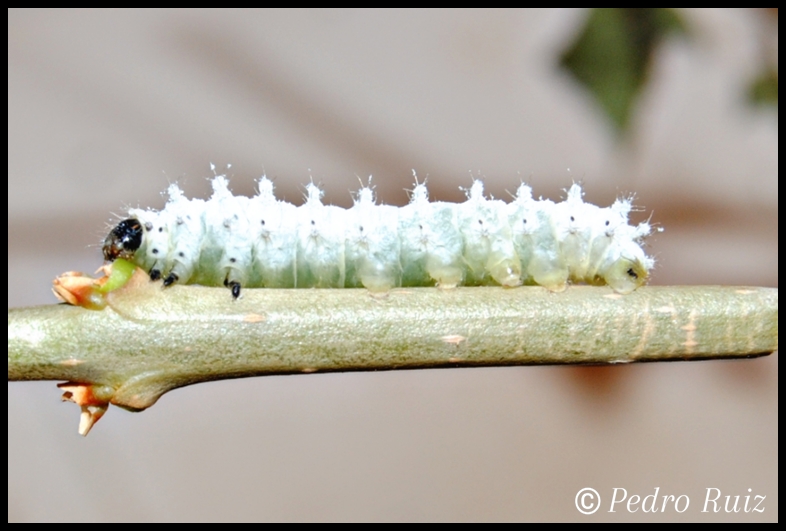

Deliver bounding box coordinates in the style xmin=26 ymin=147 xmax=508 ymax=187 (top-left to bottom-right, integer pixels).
xmin=8 ymin=284 xmax=778 ymax=435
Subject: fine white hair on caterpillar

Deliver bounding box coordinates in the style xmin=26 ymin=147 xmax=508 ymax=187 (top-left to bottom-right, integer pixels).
xmin=102 ymin=173 xmax=656 ymax=298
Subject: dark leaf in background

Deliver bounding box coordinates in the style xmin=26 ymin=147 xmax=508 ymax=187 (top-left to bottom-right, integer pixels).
xmin=749 ymin=9 xmax=778 ymax=109
xmin=749 ymin=68 xmax=778 ymax=108
xmin=560 ymin=8 xmax=686 ymax=134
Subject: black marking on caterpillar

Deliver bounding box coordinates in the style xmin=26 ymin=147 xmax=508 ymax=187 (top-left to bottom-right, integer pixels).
xmin=102 ymin=173 xmax=656 ymax=298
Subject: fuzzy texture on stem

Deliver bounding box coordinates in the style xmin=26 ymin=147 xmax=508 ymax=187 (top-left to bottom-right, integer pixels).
xmin=7 ymin=275 xmax=778 ymax=435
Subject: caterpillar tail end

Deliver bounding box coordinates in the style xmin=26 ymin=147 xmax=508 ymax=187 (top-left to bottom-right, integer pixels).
xmin=603 ymin=258 xmax=650 ymax=295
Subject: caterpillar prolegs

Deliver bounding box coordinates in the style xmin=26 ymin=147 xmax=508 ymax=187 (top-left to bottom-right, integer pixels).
xmin=102 ymin=174 xmax=656 ymax=298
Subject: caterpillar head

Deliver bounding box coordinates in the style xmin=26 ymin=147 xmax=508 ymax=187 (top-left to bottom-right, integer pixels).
xmin=103 ymin=219 xmax=143 ymax=262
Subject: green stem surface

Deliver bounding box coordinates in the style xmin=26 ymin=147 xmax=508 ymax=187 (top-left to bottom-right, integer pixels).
xmin=8 ymin=284 xmax=778 ymax=414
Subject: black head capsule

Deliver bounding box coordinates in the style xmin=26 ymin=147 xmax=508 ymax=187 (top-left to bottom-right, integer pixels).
xmin=103 ymin=219 xmax=143 ymax=261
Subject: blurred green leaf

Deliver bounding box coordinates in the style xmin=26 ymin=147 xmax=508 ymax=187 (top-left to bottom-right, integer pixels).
xmin=749 ymin=68 xmax=778 ymax=108
xmin=560 ymin=8 xmax=686 ymax=133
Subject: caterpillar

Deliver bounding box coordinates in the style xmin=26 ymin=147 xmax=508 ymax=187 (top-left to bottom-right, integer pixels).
xmin=102 ymin=173 xmax=656 ymax=298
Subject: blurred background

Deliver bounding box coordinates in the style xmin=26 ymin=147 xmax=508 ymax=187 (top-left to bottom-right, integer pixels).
xmin=8 ymin=9 xmax=777 ymax=521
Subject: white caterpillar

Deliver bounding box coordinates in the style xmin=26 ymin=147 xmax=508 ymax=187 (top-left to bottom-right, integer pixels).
xmin=102 ymin=174 xmax=656 ymax=298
